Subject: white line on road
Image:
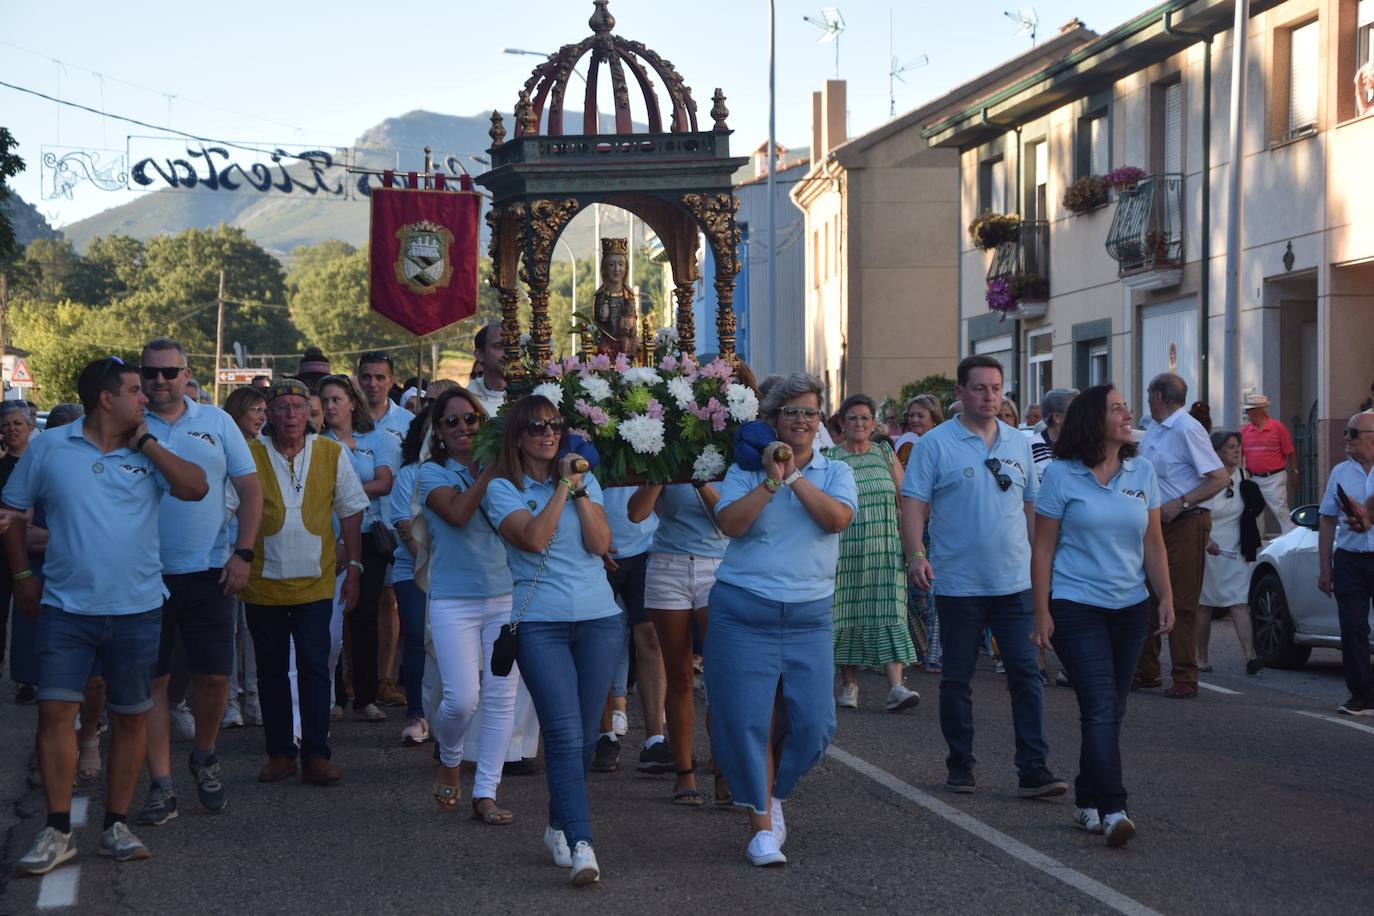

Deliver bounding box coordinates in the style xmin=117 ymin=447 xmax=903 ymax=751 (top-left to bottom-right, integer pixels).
xmin=71 ymin=797 xmax=88 ymax=827
xmin=36 ymin=866 xmax=80 ymax=909
xmin=1294 ymin=710 xmax=1374 ymax=735
xmin=1197 ymin=682 xmax=1241 ymax=695
xmin=826 ymin=745 xmax=1164 ymax=916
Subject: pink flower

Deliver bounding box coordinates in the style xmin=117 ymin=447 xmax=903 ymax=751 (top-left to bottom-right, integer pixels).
xmin=613 ymin=353 xmax=630 ymax=372
xmin=700 ymin=359 xmax=734 ymax=383
xmin=689 ymin=396 xmax=728 ymax=431
xmin=680 ymin=354 xmax=700 ymax=381
xmin=646 ymin=398 xmax=664 ymax=420
xmin=560 ymin=355 xmax=582 ymax=376
xmin=574 ymin=398 xmax=612 ymax=428
xmin=659 ymin=354 xmax=679 ymax=372
xmin=588 ymin=353 xmax=612 ymax=371
xmin=545 ymin=361 xmax=566 ymax=379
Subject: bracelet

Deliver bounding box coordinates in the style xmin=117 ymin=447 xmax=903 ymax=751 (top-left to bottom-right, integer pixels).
xmin=347 ymin=560 xmax=364 ymax=572
xmin=906 ymin=551 xmax=926 ymax=564
xmin=763 ymin=478 xmax=781 ymax=493
xmin=559 ymin=477 xmax=576 ymax=492
xmin=12 ymin=568 xmax=33 ymax=581
xmin=136 ymin=433 xmax=156 ymax=453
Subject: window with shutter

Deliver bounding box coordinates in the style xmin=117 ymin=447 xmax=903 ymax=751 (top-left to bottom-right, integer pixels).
xmin=1289 ymin=20 xmax=1319 ymax=137
xmin=1164 ymin=82 xmax=1183 ymax=174
xmin=1358 ymin=1 xmax=1373 ymax=111
xmin=991 ymin=157 xmax=1006 ymax=214
xmin=1090 ymin=115 xmax=1110 ymax=177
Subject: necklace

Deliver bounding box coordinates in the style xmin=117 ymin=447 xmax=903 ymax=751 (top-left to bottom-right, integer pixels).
xmin=287 ymin=451 xmax=303 ymax=494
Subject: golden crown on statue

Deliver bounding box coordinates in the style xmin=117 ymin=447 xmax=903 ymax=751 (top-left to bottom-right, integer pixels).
xmin=601 ymin=237 xmax=629 ymax=255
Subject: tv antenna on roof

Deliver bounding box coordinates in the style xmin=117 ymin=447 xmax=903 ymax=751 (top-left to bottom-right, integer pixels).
xmin=803 ymin=7 xmax=846 ymax=78
xmin=1004 ymin=7 xmax=1039 ymax=46
xmin=888 ymin=11 xmax=929 ymax=118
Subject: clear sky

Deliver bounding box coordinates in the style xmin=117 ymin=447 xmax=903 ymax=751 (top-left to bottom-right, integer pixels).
xmin=2 ymin=0 xmax=1151 ymax=228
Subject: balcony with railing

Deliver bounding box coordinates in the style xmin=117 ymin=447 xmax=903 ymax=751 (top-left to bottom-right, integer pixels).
xmin=986 ymin=219 xmax=1050 ymax=319
xmin=1105 ymin=173 xmax=1185 ymax=289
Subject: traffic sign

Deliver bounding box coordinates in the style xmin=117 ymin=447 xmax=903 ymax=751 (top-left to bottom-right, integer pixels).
xmin=218 ymin=368 xmax=269 ymax=385
xmin=9 ymin=359 xmax=34 ymax=386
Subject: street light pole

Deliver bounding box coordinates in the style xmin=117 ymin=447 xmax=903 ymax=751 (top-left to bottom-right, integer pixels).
xmin=1222 ymin=0 xmax=1249 ymax=428
xmin=767 ymin=0 xmax=777 ymax=374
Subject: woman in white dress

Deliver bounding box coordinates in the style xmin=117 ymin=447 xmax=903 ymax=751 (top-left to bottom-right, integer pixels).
xmin=1198 ymin=430 xmax=1266 ymax=675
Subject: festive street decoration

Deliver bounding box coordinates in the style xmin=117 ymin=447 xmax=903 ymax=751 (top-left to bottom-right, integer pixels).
xmin=368 ymin=186 xmax=481 ymax=336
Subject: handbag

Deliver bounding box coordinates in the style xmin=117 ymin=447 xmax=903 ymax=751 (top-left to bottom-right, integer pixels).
xmin=369 ymin=510 xmax=398 ymax=555
xmin=490 ymin=532 xmax=556 ymax=677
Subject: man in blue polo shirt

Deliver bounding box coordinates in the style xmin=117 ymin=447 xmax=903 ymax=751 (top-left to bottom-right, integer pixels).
xmin=901 ymin=355 xmax=1066 ymax=798
xmin=7 ymin=356 xmax=208 ymax=876
xmin=135 ymin=338 xmax=262 ymax=826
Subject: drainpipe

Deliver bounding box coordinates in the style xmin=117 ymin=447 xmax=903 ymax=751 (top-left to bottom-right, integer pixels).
xmin=1222 ymin=0 xmax=1250 ymax=429
xmin=1164 ymin=10 xmax=1213 ymax=407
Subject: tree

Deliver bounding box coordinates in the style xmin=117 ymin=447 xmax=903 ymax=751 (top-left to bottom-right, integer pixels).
xmin=287 ymin=242 xmax=408 ymax=357
xmin=7 ymin=299 xmax=137 ymax=407
xmin=0 ymin=127 xmax=24 ymax=266
xmin=81 ymin=235 xmax=148 ymax=306
xmin=896 ymin=374 xmax=957 ymax=412
xmin=10 ymin=238 xmax=86 ymax=304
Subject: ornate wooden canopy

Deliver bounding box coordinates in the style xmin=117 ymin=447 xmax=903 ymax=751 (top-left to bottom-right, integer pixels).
xmin=476 ymin=0 xmax=748 ymax=381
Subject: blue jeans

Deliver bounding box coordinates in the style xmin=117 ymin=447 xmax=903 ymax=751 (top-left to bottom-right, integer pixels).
xmin=517 ymin=614 xmax=623 ymax=847
xmin=1050 ymin=599 xmax=1149 ymax=816
xmin=36 ymin=606 xmax=162 ymax=714
xmin=393 ymin=579 xmax=428 ymax=718
xmin=247 ymin=600 xmax=333 ymax=763
xmin=937 ymin=591 xmax=1048 ymax=776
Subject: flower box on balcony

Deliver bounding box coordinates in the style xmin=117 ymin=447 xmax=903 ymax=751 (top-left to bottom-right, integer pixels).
xmin=1063 ymin=176 xmax=1109 ymax=214
xmin=1105 ymin=166 xmax=1147 ymax=192
xmin=968 ymin=212 xmax=1022 ymax=251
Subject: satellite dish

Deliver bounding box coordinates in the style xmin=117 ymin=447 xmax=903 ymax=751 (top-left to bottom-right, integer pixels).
xmin=803 ymin=7 xmax=847 ymax=77
xmin=1004 ymin=7 xmax=1039 ymax=46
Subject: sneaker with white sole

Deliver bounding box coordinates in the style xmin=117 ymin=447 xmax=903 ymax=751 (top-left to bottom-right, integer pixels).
xmin=884 ymin=684 xmax=920 ymax=712
xmin=99 ymin=821 xmax=151 ymax=861
xmin=400 ymin=716 xmax=430 ymax=746
xmin=170 ymin=701 xmax=196 ymax=742
xmin=188 ymin=753 xmax=227 ymax=812
xmin=611 ymin=709 xmax=628 ymax=736
xmin=1102 ymin=811 xmax=1136 ymax=848
xmin=836 ymin=682 xmax=859 ymax=708
xmin=570 ymin=841 xmax=600 ymax=886
xmin=1072 ymin=806 xmax=1104 ymax=835
xmin=242 ymin=693 xmax=263 ymax=726
xmin=745 ymin=829 xmax=787 ymax=867
xmin=221 ymin=699 xmax=244 ymax=729
xmin=771 ymin=797 xmax=786 ymax=848
xmin=136 ymin=785 xmax=178 ymax=826
xmin=1337 ymin=695 xmax=1374 ymax=716
xmin=544 ymin=826 xmax=572 ymax=867
xmin=14 ymin=827 xmax=76 ymax=876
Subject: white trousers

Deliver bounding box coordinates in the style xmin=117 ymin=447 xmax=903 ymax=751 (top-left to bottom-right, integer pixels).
xmin=329 ymin=571 xmax=345 ymax=707
xmin=429 ymin=594 xmax=519 ymax=799
xmin=1254 ymin=471 xmax=1294 ymax=533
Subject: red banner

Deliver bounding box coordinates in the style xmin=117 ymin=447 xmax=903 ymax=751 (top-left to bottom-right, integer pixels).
xmin=368 ymin=187 xmax=481 ymax=336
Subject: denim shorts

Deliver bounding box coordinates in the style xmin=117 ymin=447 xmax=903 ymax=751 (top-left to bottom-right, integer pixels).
xmin=37 ymin=606 xmax=162 ymax=714
xmin=644 ymin=553 xmax=722 ymax=611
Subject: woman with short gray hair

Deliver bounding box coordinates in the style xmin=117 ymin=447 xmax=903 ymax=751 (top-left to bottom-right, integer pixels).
xmin=1032 ymin=389 xmax=1079 ymax=483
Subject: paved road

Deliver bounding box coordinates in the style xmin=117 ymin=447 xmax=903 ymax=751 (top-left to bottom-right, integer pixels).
xmin=2 ymin=621 xmax=1371 ymax=915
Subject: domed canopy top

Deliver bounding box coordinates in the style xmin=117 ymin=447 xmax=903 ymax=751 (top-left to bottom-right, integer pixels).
xmin=513 ymin=0 xmax=721 ymax=137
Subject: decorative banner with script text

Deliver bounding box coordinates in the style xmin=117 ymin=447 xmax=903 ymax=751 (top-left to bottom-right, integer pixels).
xmin=369 ymin=187 xmax=481 ymax=336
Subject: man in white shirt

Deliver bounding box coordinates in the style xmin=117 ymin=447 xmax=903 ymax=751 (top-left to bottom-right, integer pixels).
xmin=466 ymin=323 xmax=508 ymax=418
xmin=1318 ymin=410 xmax=1374 ymax=716
xmin=1134 ymin=373 xmax=1229 ymax=698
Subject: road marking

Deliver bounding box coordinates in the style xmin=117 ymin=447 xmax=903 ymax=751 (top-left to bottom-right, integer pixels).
xmin=1197 ymin=681 xmax=1241 ymax=695
xmin=1294 ymin=710 xmax=1374 ymax=735
xmin=36 ymin=866 xmax=80 ymax=909
xmin=826 ymin=745 xmax=1164 ymax=916
xmin=71 ymin=797 xmax=88 ymax=827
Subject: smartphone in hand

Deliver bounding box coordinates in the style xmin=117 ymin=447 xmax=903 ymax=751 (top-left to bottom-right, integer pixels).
xmin=1337 ymin=483 xmax=1359 ymax=518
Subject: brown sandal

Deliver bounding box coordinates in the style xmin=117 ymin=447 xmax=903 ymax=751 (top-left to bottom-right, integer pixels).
xmin=471 ymin=797 xmax=514 ymax=825
xmin=432 ymin=766 xmax=461 ymax=810
xmin=77 ymin=740 xmax=101 ymax=786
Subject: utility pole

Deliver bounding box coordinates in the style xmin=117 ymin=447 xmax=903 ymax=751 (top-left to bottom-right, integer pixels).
xmin=213 ymin=269 xmax=226 ymax=405
xmin=0 ymin=271 xmax=8 ymax=354
xmin=767 ymin=0 xmax=777 ymax=374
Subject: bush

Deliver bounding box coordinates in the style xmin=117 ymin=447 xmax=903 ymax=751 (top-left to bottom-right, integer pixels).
xmin=896 ymin=374 xmax=957 ymax=413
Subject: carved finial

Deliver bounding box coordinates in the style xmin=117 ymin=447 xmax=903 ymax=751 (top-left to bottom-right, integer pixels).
xmin=515 ymin=89 xmax=538 ymax=136
xmin=710 ymin=88 xmax=730 ymax=132
xmin=590 ymin=0 xmax=615 ymax=34
xmin=489 ymin=111 xmax=507 ymax=146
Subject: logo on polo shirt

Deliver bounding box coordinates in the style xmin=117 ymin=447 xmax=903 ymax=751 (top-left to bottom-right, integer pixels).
xmin=186 ymin=430 xmax=217 ymax=446
xmin=527 ymin=500 xmax=538 ymax=511
xmin=356 ymin=447 xmax=374 ymax=459
xmin=1120 ymin=488 xmax=1148 ymax=503
xmin=999 ymin=459 xmax=1026 ymax=477
xmin=119 ymin=463 xmax=151 ymax=477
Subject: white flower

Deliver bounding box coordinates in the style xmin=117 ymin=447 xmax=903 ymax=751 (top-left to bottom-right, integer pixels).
xmin=725 ymin=383 xmax=759 ymax=422
xmin=619 ymin=415 xmax=666 ymax=455
xmin=621 ymin=367 xmax=663 ymax=388
xmin=655 ymin=326 xmax=680 ymax=346
xmin=532 ymin=382 xmax=564 ymax=408
xmin=579 ymin=375 xmax=613 ymax=403
xmin=666 ymin=376 xmax=695 ymax=410
xmin=692 ymin=445 xmax=726 ymax=482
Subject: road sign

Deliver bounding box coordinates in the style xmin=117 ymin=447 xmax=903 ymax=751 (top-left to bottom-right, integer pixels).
xmin=217 ymin=368 xmax=269 ymax=385
xmin=8 ymin=359 xmax=34 ymax=386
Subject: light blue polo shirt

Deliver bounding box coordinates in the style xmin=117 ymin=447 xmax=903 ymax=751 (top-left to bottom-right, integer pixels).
xmin=714 ymin=452 xmax=858 ymax=603
xmin=145 ymin=397 xmax=255 ymax=574
xmin=603 ymin=486 xmax=657 ymax=558
xmin=651 ymin=484 xmax=728 ymax=558
xmin=1035 ymin=458 xmax=1161 ymax=609
xmin=420 ymin=458 xmax=513 ymax=599
xmin=374 ymin=401 xmax=415 ymax=449
xmin=901 ymin=416 xmax=1039 ymax=597
xmin=386 ymin=462 xmax=420 ymax=582
xmin=3 ymin=418 xmax=170 ymax=615
xmin=325 ymin=428 xmax=400 ymax=532
xmin=483 ymin=473 xmax=617 ymax=622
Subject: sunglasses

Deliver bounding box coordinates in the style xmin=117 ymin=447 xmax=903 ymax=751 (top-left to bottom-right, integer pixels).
xmin=140 ymin=365 xmax=186 ymax=381
xmin=442 ymin=412 xmax=480 ymax=428
xmin=1345 ymin=427 xmax=1374 ymax=440
xmin=984 ymin=458 xmax=1013 ymax=492
xmin=780 ymin=406 xmax=822 ymax=422
xmin=523 ymin=417 xmax=566 ymax=436
xmin=1226 ymin=483 xmax=1235 ymax=499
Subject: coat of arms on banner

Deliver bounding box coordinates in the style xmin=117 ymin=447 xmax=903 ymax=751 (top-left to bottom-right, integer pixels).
xmin=394 ymin=221 xmax=454 ymax=294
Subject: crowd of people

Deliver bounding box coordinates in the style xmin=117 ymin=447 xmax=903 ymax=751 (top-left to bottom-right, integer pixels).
xmin=2 ymin=329 xmax=1369 ymax=884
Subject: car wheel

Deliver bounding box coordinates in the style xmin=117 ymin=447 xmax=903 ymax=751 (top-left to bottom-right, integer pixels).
xmin=1250 ymin=570 xmax=1312 ymax=670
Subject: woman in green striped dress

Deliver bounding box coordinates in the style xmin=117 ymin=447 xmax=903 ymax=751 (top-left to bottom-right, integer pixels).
xmin=824 ymin=394 xmax=920 ymax=713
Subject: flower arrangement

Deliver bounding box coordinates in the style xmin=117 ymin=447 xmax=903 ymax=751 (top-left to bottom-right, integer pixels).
xmin=985 ymin=276 xmax=1017 ymax=313
xmin=472 ymin=351 xmax=759 ymax=486
xmin=1104 ymin=166 xmax=1147 ymax=191
xmin=1145 ymin=228 xmax=1174 ymax=260
xmin=1011 ymin=272 xmax=1049 ymax=301
xmin=1062 ymin=175 xmax=1109 ymax=213
xmin=967 ymin=211 xmax=1022 ymax=251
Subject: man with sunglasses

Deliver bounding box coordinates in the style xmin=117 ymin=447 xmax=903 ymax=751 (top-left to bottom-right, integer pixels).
xmin=134 ymin=338 xmax=262 ymax=826
xmin=1318 ymin=411 xmax=1374 ymax=715
xmin=6 ymin=356 xmax=208 ymax=874
xmin=900 ymin=355 xmax=1066 ymax=798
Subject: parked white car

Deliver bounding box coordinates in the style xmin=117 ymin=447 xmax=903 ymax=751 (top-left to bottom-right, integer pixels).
xmin=1249 ymin=505 xmax=1374 ymax=668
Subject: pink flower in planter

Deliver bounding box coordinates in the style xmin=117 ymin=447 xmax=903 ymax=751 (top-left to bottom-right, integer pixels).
xmin=646 ymin=399 xmax=665 ymax=420
xmin=699 ymin=359 xmax=735 ymax=383
xmin=574 ymin=398 xmax=612 ymax=429
xmin=613 ymin=353 xmax=631 ymax=372
xmin=660 ymin=354 xmax=679 ymax=372
xmin=588 ymin=354 xmax=612 ymax=371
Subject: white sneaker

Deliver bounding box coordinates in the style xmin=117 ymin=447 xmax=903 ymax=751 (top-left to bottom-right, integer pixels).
xmin=543 ymin=826 xmax=572 ymax=867
xmin=99 ymin=821 xmax=150 ymax=862
xmin=221 ymin=699 xmax=244 ymax=729
xmin=745 ymin=829 xmax=787 ymax=867
xmin=14 ymin=827 xmax=76 ymax=876
xmin=1072 ymin=806 xmax=1103 ymax=835
xmin=884 ymin=684 xmax=920 ymax=712
xmin=611 ymin=709 xmax=628 ymax=736
xmin=771 ymin=797 xmax=787 ymax=848
xmin=836 ymin=682 xmax=859 ymax=708
xmin=1103 ymin=812 xmax=1136 ymax=848
xmin=569 ymin=841 xmax=600 ymax=886
xmin=170 ymin=701 xmax=196 ymax=742
xmin=242 ymin=693 xmax=263 ymax=726
xmin=400 ymin=717 xmax=430 ymax=746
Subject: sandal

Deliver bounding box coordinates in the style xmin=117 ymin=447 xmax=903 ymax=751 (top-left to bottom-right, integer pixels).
xmin=713 ymin=773 xmax=734 ymax=807
xmin=672 ymin=769 xmax=706 ymax=807
xmin=432 ymin=767 xmax=461 ymax=810
xmin=1130 ymin=675 xmax=1162 ymax=691
xmin=77 ymin=740 xmax=101 ymax=786
xmin=1164 ymin=683 xmax=1198 ymax=699
xmin=471 ymin=797 xmax=514 ymax=825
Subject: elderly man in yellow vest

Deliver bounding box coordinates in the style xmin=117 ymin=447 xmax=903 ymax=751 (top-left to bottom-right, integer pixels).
xmin=241 ymin=379 xmax=368 ymax=786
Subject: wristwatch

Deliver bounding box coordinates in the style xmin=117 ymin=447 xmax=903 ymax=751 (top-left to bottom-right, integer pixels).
xmin=233 ymin=548 xmax=255 ymax=564
xmin=1180 ymin=497 xmax=1193 ymax=510
xmin=782 ymin=469 xmax=804 ymax=488
xmin=571 ymin=486 xmax=589 ymax=500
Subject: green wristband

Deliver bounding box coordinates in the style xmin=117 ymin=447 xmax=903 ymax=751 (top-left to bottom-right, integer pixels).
xmin=12 ymin=568 xmax=33 ymax=581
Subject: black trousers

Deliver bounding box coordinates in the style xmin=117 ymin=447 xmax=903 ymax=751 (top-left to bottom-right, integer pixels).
xmin=1333 ymin=549 xmax=1374 ymax=701
xmin=335 ymin=537 xmax=389 ymax=709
